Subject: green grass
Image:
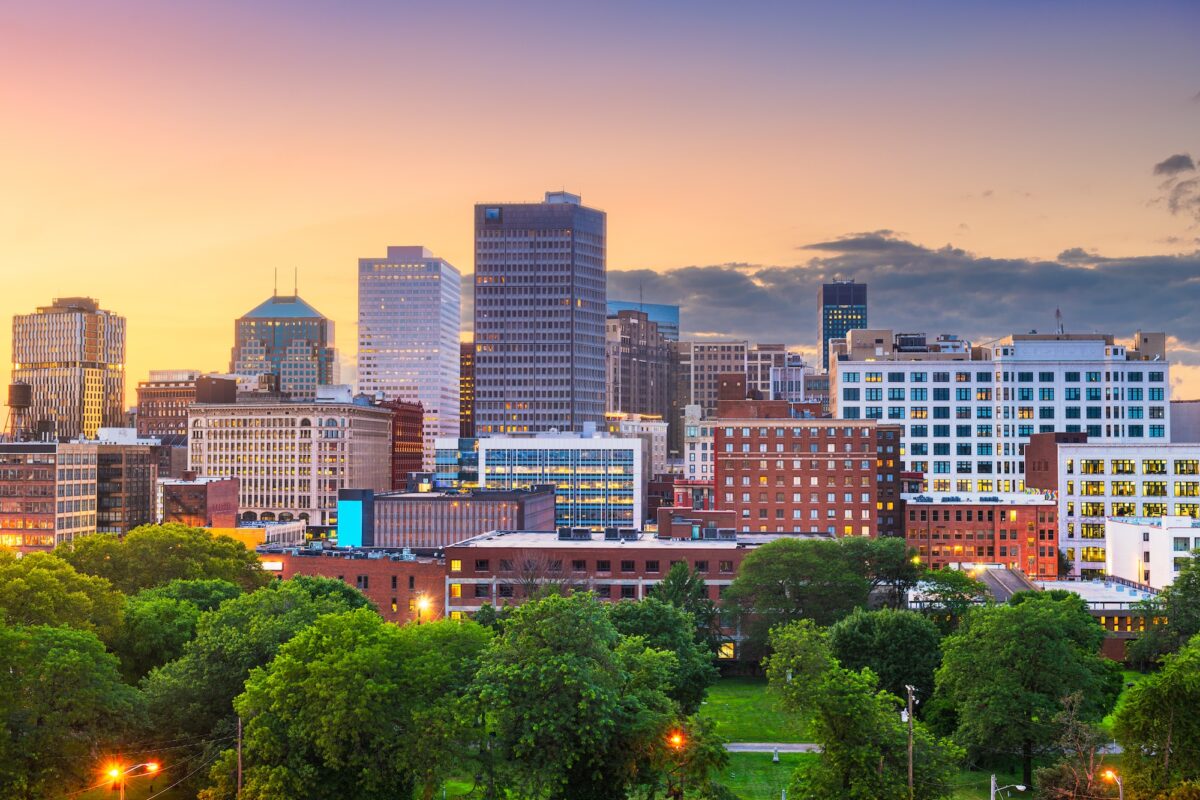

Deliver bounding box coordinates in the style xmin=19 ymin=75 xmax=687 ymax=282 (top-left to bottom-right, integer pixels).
xmin=700 ymin=677 xmax=810 ymax=743
xmin=1100 ymin=669 xmax=1148 ymax=736
xmin=720 ymin=751 xmax=814 ymax=799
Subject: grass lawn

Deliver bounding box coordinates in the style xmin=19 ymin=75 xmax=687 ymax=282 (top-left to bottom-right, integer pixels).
xmin=700 ymin=676 xmax=809 ymax=742
xmin=1101 ymin=669 xmax=1148 ymax=736
xmin=721 ymin=751 xmax=814 ymax=799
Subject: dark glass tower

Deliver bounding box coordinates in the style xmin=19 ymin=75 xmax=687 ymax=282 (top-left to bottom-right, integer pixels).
xmin=820 ymin=281 xmax=868 ymax=371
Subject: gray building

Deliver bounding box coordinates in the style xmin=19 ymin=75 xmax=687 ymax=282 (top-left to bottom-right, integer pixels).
xmin=606 ymin=300 xmax=680 ymax=341
xmin=474 ymin=191 xmax=606 ymax=434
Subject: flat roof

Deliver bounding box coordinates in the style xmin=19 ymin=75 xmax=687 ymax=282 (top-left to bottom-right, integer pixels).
xmin=376 ymin=488 xmax=553 ymax=501
xmin=903 ymin=492 xmax=1054 ymax=506
xmin=1034 ymin=579 xmax=1157 ymax=602
xmin=447 ymin=530 xmax=832 ymax=549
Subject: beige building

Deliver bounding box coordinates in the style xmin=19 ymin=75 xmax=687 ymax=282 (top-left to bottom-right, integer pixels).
xmin=187 ymin=400 xmax=392 ymax=525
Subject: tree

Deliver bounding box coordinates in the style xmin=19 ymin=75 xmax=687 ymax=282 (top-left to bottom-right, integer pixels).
xmin=0 ymin=551 xmax=123 ymax=643
xmin=57 ymin=522 xmax=271 ymax=593
xmin=766 ymin=620 xmax=961 ymax=800
xmin=916 ymin=569 xmax=988 ymax=632
xmin=200 ymin=609 xmax=492 ymax=800
xmin=650 ymin=561 xmax=723 ymax=652
xmin=113 ymin=593 xmax=201 ymax=681
xmin=473 ymin=601 xmax=514 ymax=632
xmin=472 ymin=592 xmax=677 ymax=800
xmin=827 ymin=607 xmax=942 ymax=707
xmin=1127 ymin=551 xmax=1200 ymax=668
xmin=1033 ymin=693 xmax=1114 ymax=800
xmin=934 ymin=592 xmax=1122 ymax=787
xmin=607 ymin=596 xmax=719 ymax=714
xmin=1114 ymin=635 xmax=1200 ymax=796
xmin=139 ymin=577 xmax=243 ymax=611
xmin=656 ymin=716 xmax=731 ymax=800
xmin=724 ymin=538 xmax=871 ymax=657
xmin=0 ymin=623 xmax=143 ymax=800
xmin=142 ymin=575 xmax=375 ymax=790
xmin=841 ymin=536 xmax=923 ymax=608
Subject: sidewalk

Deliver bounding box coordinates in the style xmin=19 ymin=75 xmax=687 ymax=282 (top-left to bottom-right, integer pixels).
xmin=724 ymin=743 xmax=820 ymax=753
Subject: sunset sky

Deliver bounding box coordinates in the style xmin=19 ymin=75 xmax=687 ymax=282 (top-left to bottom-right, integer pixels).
xmin=3 ymin=0 xmax=1199 ymax=403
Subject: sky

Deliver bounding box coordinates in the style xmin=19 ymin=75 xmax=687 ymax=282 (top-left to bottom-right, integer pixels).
xmin=2 ymin=0 xmax=1199 ymax=403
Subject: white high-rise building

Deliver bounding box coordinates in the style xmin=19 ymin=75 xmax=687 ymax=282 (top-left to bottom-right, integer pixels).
xmin=357 ymin=246 xmax=461 ymax=468
xmin=832 ymin=330 xmax=1170 ymax=493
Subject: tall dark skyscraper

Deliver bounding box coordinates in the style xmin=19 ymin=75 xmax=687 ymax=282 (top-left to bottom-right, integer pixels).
xmin=473 ymin=191 xmax=606 ymax=434
xmin=231 ymin=294 xmax=335 ymax=401
xmin=459 ymin=341 xmax=475 ymax=438
xmin=819 ymin=280 xmax=868 ymax=371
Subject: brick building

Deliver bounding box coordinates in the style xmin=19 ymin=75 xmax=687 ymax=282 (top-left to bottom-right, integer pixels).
xmin=335 ymin=486 xmax=557 ymax=549
xmin=258 ymin=548 xmax=445 ymax=624
xmin=160 ymin=472 xmax=240 ymax=528
xmin=0 ymin=442 xmax=98 ymax=552
xmin=95 ymin=433 xmax=157 ymax=534
xmin=377 ymin=399 xmax=423 ymax=490
xmin=905 ymin=493 xmax=1058 ymax=578
xmin=136 ymin=372 xmax=238 ymax=440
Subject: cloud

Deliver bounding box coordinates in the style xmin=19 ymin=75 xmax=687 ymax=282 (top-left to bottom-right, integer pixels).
xmin=1153 ymin=153 xmax=1196 ymax=176
xmin=607 ymin=234 xmax=1200 ymax=366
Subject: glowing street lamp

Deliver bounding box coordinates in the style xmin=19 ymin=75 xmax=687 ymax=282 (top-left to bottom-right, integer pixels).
xmin=416 ymin=595 xmax=431 ymax=625
xmin=105 ymin=762 xmax=160 ymax=800
xmin=1102 ymin=769 xmax=1124 ymax=800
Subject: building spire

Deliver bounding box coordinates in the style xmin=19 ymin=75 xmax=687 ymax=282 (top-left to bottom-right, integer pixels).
xmin=273 ymin=268 xmax=278 ymax=298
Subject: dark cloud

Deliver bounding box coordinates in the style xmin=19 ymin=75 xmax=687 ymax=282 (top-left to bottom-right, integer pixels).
xmin=605 ymin=235 xmax=1200 ymax=365
xmin=1154 ymin=153 xmax=1196 ymax=176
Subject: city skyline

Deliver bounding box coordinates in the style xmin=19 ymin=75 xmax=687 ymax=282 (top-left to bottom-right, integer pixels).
xmin=3 ymin=1 xmax=1200 ymax=401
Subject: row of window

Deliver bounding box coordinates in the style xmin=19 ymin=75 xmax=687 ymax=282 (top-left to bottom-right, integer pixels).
xmin=842 ymin=370 xmax=1165 ymax=383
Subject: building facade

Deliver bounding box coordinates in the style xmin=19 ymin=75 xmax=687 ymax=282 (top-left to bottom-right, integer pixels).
xmin=377 ymin=399 xmax=423 ymax=490
xmin=904 ymin=493 xmax=1058 ymax=578
xmin=460 ymin=342 xmax=475 ymax=438
xmin=478 ymin=432 xmax=642 ymax=528
xmin=136 ymin=372 xmax=239 ymax=440
xmin=231 ymin=294 xmax=336 ymax=401
xmin=159 ymin=472 xmax=240 ymax=528
xmin=832 ymin=331 xmax=1171 ymax=494
xmin=187 ymin=400 xmax=391 ymax=525
xmin=0 ymin=442 xmax=98 ymax=551
xmin=11 ymin=297 xmax=126 ymax=440
xmin=607 ymin=414 xmax=669 ymax=479
xmin=820 ymin=281 xmax=868 ymax=371
xmin=605 ymin=310 xmax=672 ymax=419
xmin=474 ymin=191 xmax=606 ymax=434
xmin=606 ymin=300 xmax=680 ymax=341
xmin=92 ymin=429 xmax=158 ymax=534
xmin=335 ymin=487 xmax=557 ymax=549
xmin=1105 ymin=516 xmax=1200 ymax=590
xmin=357 ymin=246 xmax=461 ymax=468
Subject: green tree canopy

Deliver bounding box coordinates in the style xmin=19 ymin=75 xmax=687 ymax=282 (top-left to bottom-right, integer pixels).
xmin=0 ymin=551 xmax=123 ymax=643
xmin=139 ymin=577 xmax=243 ymax=611
xmin=607 ymin=596 xmax=719 ymax=714
xmin=113 ymin=594 xmax=202 ymax=681
xmin=916 ymin=568 xmax=988 ymax=632
xmin=840 ymin=536 xmax=924 ymax=608
xmin=1127 ymin=550 xmax=1200 ymax=668
xmin=649 ymin=561 xmax=723 ymax=652
xmin=766 ymin=620 xmax=961 ymax=800
xmin=1114 ymin=634 xmax=1200 ymax=797
xmin=724 ymin=538 xmax=871 ymax=657
xmin=199 ymin=609 xmax=492 ymax=800
xmin=473 ymin=592 xmax=678 ymax=800
xmin=0 ymin=623 xmax=143 ymax=800
xmin=57 ymin=523 xmax=271 ymax=594
xmin=934 ymin=592 xmax=1122 ymax=787
xmin=827 ymin=607 xmax=942 ymax=706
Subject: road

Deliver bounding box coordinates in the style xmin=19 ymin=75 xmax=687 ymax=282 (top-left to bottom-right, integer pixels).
xmin=724 ymin=743 xmax=820 ymax=753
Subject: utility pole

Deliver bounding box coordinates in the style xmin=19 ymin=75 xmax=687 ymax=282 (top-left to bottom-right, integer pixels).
xmin=990 ymin=773 xmax=996 ymax=800
xmin=905 ymin=684 xmax=915 ymax=800
xmin=237 ymin=715 xmax=243 ymax=797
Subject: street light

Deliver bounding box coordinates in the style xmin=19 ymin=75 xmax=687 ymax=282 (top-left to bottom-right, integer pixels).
xmin=416 ymin=595 xmax=430 ymax=625
xmin=989 ymin=775 xmax=1026 ymax=799
xmin=105 ymin=762 xmax=160 ymax=800
xmin=665 ymin=730 xmax=688 ymax=800
xmin=1103 ymin=768 xmax=1124 ymax=800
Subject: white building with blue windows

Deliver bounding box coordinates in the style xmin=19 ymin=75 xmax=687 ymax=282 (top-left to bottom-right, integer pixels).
xmin=832 ymin=331 xmax=1170 ymax=494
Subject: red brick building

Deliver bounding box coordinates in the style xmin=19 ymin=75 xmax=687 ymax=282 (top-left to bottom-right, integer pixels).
xmin=1024 ymin=431 xmax=1089 ymax=492
xmin=162 ymin=472 xmax=240 ymax=528
xmin=905 ymin=494 xmax=1058 ymax=578
xmin=258 ymin=549 xmax=445 ymax=624
xmin=136 ymin=372 xmax=237 ymax=440
xmin=377 ymin=400 xmax=423 ymax=490
xmin=655 ymin=507 xmax=738 ymax=539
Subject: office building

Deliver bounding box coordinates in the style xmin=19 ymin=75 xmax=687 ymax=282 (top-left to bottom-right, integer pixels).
xmin=606 ymin=413 xmax=669 ymax=479
xmin=904 ymin=493 xmax=1058 ymax=578
xmin=1172 ymin=400 xmax=1200 ymax=443
xmin=460 ymin=342 xmax=475 ymax=438
xmin=683 ymin=405 xmax=714 ymax=485
xmin=159 ymin=472 xmax=239 ymax=528
xmin=477 ymin=430 xmax=642 ymax=528
xmin=1025 ymin=438 xmax=1200 ymax=577
xmin=746 ymin=344 xmax=790 ymax=397
xmin=136 ymin=371 xmax=239 ymax=440
xmin=820 ymin=280 xmax=868 ymax=371
xmin=474 ymin=191 xmax=606 ymax=434
xmin=335 ymin=486 xmax=556 ymax=549
xmin=606 ymin=300 xmax=680 ymax=341
xmin=678 ymin=341 xmax=799 ymax=418
xmin=1105 ymin=516 xmax=1200 ymax=590
xmin=831 ymin=330 xmax=1171 ymax=493
xmin=187 ymin=398 xmax=391 ymax=526
xmin=434 ymin=437 xmax=480 ymax=490
xmin=605 ymin=310 xmax=672 ymax=419
xmin=769 ymin=354 xmax=810 ymax=403
xmin=11 ymin=297 xmax=125 ymax=440
xmin=231 ymin=293 xmax=336 ymax=401
xmin=91 ymin=428 xmax=158 ymax=534
xmin=357 ymin=246 xmax=461 ymax=468
xmin=0 ymin=442 xmax=98 ymax=551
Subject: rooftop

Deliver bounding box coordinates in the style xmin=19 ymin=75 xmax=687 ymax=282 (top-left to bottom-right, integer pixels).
xmin=1034 ymin=578 xmax=1158 ymax=603
xmin=903 ymin=491 xmax=1055 ymax=506
xmin=239 ymin=294 xmax=327 ymax=320
xmin=447 ymin=530 xmax=830 ymax=550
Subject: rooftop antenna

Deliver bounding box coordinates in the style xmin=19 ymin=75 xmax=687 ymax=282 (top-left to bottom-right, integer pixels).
xmin=639 ymin=280 xmax=644 ymax=312
xmin=1055 ymin=307 xmax=1064 ymax=335
xmin=273 ymin=268 xmax=278 ymax=298
xmin=294 ymin=267 xmax=298 ymax=297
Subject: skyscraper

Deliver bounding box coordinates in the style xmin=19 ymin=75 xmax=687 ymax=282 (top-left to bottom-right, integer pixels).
xmin=357 ymin=246 xmax=461 ymax=467
xmin=474 ymin=191 xmax=606 ymax=434
xmin=11 ymin=297 xmax=126 ymax=439
xmin=460 ymin=341 xmax=475 ymax=438
xmin=231 ymin=294 xmax=335 ymax=401
xmin=820 ymin=280 xmax=868 ymax=371
xmin=605 ymin=310 xmax=671 ymax=418
xmin=606 ymin=300 xmax=680 ymax=341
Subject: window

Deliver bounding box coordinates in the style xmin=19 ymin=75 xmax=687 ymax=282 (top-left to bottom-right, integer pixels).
xmin=719 ymin=560 xmax=734 ymax=573
xmin=1143 ymin=459 xmax=1167 ymax=475
xmin=597 ymin=559 xmax=611 ymax=572
xmin=888 ymin=388 xmax=905 ymax=401
xmin=474 ymin=559 xmax=490 ymax=571
xmin=572 ymin=559 xmax=587 ymax=572
xmin=449 ymin=583 xmax=462 ymax=598
xmin=865 ymin=388 xmax=882 ymax=401
xmin=450 ymin=559 xmax=462 ymax=572
xmin=620 ymin=560 xmax=635 ymax=573
xmin=694 ymin=560 xmax=710 ymax=573
xmin=355 ymin=575 xmax=369 ymax=590
xmin=866 ymin=372 xmax=882 ymax=382
xmin=842 ymin=372 xmax=859 ymax=382
xmin=621 ymin=585 xmax=637 ymax=599
xmin=843 ymin=388 xmax=860 ymax=401
xmin=474 ymin=584 xmax=490 ymax=598
xmin=646 ymin=560 xmax=660 ymax=573
xmin=1065 ymin=372 xmax=1081 ymax=382
xmin=1151 ymin=425 xmax=1166 ymax=438
xmin=1176 ymin=460 xmax=1200 ymax=475
xmin=1143 ymin=481 xmax=1167 ymax=497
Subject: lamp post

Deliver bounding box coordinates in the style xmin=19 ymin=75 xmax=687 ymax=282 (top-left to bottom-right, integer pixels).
xmin=989 ymin=774 xmax=1026 ymax=800
xmin=666 ymin=730 xmax=687 ymax=800
xmin=1102 ymin=769 xmax=1124 ymax=800
xmin=106 ymin=762 xmax=160 ymax=800
xmin=904 ymin=685 xmax=915 ymax=800
xmin=416 ymin=595 xmax=430 ymax=625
